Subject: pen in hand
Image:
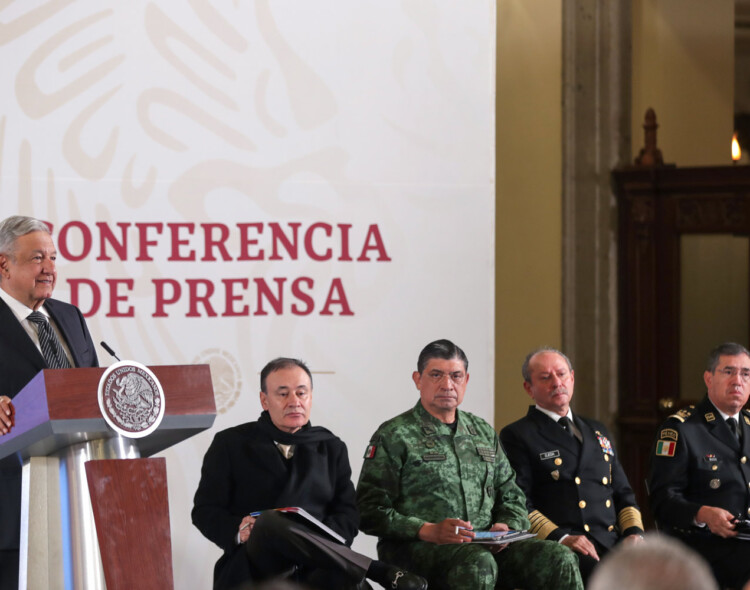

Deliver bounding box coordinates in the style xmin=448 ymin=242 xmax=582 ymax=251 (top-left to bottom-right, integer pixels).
xmin=240 ymin=511 xmax=262 ymax=531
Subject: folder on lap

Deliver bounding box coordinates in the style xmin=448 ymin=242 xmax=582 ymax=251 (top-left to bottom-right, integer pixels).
xmin=250 ymin=506 xmax=347 ymax=544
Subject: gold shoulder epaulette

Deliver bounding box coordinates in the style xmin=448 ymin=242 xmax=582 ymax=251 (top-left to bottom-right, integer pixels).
xmin=668 ymin=406 xmax=694 ymax=423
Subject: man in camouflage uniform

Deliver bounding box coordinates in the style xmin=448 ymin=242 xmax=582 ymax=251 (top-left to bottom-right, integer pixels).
xmin=356 ymin=339 xmax=583 ymax=590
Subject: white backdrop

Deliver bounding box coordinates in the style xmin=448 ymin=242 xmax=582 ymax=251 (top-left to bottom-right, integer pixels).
xmin=0 ymin=1 xmax=496 ymax=587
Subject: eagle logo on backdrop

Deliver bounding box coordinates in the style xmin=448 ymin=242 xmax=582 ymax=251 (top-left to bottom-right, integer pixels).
xmin=98 ymin=361 xmax=165 ymax=438
xmin=193 ymin=348 xmax=242 ymax=414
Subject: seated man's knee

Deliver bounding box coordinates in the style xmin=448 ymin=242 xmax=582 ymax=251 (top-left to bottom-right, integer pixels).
xmin=248 ymin=510 xmax=290 ymax=549
xmin=496 ymin=540 xmax=582 ymax=590
xmin=544 ymin=542 xmax=578 ymax=568
xmin=444 ymin=548 xmax=498 ymax=588
xmin=252 ymin=511 xmax=275 ymax=535
xmin=543 ymin=541 xmax=581 ymax=579
xmin=552 ymin=543 xmax=579 ymax=569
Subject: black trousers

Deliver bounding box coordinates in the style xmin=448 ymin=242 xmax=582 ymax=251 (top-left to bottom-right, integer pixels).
xmin=0 ymin=550 xmax=18 ymax=590
xmin=575 ymin=536 xmax=609 ymax=587
xmin=246 ymin=510 xmax=372 ymax=590
xmin=677 ymin=533 xmax=750 ymax=590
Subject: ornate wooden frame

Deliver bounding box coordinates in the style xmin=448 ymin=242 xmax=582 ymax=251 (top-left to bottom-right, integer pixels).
xmin=613 ymin=163 xmax=750 ymax=520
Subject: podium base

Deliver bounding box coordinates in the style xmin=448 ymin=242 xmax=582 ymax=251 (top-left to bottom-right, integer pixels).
xmin=19 ymin=436 xmax=139 ymax=590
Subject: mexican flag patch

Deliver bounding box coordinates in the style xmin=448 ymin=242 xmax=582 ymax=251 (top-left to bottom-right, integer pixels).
xmin=655 ymin=440 xmax=676 ymax=457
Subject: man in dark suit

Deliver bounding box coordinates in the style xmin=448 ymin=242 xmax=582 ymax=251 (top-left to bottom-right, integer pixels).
xmin=649 ymin=342 xmax=750 ymax=590
xmin=500 ymin=347 xmax=644 ymax=585
xmin=0 ymin=215 xmax=99 ymax=590
xmin=192 ymin=357 xmax=426 ymax=590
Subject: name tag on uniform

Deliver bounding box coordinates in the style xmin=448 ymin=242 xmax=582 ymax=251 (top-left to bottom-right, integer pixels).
xmin=539 ymin=450 xmax=560 ymax=461
xmin=476 ymin=446 xmax=495 ymax=462
xmin=422 ymin=453 xmax=447 ymax=461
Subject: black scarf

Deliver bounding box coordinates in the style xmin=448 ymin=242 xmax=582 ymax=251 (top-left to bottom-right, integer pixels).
xmin=256 ymin=410 xmax=336 ymax=445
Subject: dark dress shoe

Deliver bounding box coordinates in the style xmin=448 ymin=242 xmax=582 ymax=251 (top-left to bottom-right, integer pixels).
xmin=383 ymin=565 xmax=427 ymax=590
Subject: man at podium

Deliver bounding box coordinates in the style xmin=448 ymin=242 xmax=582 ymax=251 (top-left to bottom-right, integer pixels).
xmin=0 ymin=215 xmax=99 ymax=590
xmin=192 ymin=357 xmax=426 ymax=590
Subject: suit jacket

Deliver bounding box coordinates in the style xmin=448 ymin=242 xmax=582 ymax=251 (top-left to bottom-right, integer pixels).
xmin=500 ymin=406 xmax=643 ymax=549
xmin=0 ymin=296 xmax=99 ymax=549
xmin=192 ymin=416 xmax=359 ymax=590
xmin=649 ymin=396 xmax=750 ymax=533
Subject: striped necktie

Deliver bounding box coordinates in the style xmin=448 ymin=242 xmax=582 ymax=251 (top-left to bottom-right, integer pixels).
xmin=26 ymin=311 xmax=71 ymax=369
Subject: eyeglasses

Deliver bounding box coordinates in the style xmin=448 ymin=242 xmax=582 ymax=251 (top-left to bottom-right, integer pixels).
xmin=717 ymin=367 xmax=750 ymax=381
xmin=426 ymin=370 xmax=466 ymax=385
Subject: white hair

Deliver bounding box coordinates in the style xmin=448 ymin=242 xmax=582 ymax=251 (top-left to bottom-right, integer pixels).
xmin=588 ymin=534 xmax=717 ymax=590
xmin=0 ymin=215 xmax=51 ymax=258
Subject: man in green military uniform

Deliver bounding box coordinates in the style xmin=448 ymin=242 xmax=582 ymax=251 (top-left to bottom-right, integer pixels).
xmin=356 ymin=339 xmax=583 ymax=590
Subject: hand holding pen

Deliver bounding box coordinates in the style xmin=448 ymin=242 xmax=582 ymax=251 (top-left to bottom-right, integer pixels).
xmin=238 ymin=511 xmax=261 ymax=544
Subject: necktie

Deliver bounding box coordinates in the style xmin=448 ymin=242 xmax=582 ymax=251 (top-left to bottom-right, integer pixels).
xmin=558 ymin=416 xmax=582 ymax=445
xmin=558 ymin=416 xmax=576 ymax=438
xmin=728 ymin=417 xmax=741 ymax=442
xmin=26 ymin=311 xmax=71 ymax=369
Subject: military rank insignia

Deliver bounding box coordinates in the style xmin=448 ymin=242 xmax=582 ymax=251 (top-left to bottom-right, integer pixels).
xmin=595 ymin=432 xmax=614 ymax=455
xmin=655 ymin=440 xmax=676 ymax=457
xmin=669 ymin=407 xmax=693 ymax=423
xmin=364 ymin=444 xmax=377 ymax=459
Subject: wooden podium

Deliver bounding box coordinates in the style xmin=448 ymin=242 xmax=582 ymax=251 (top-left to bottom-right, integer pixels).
xmin=0 ymin=365 xmax=216 ymax=590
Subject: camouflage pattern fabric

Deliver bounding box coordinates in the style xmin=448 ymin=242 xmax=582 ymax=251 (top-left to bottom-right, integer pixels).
xmin=356 ymin=402 xmax=583 ymax=590
xmin=378 ymin=537 xmax=583 ymax=590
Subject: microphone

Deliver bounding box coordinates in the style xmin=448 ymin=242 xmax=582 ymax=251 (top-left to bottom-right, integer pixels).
xmin=100 ymin=341 xmax=121 ymax=362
